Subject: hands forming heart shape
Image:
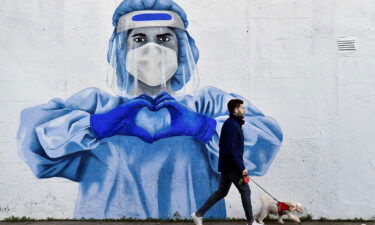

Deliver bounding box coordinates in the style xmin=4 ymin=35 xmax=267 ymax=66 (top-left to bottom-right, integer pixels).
xmin=90 ymin=92 xmax=217 ymax=144
xmin=135 ymin=91 xmax=175 ymax=110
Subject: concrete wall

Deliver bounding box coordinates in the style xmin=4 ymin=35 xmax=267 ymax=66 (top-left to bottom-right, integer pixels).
xmin=1 ymin=0 xmax=374 ymax=220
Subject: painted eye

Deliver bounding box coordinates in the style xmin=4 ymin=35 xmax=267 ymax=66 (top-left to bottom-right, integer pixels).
xmin=133 ymin=37 xmax=145 ymax=43
xmin=159 ymin=37 xmax=170 ymax=42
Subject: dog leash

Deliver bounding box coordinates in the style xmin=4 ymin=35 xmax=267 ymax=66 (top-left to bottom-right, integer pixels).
xmin=249 ymin=178 xmax=291 ymax=214
xmin=249 ymin=177 xmax=280 ymax=203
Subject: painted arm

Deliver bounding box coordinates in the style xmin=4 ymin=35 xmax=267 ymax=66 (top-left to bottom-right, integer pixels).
xmin=178 ymin=86 xmax=283 ymax=175
xmin=17 ymin=88 xmax=121 ymax=181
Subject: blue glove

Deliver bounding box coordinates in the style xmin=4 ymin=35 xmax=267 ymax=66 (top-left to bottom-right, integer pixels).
xmin=153 ymin=95 xmax=217 ymax=143
xmin=90 ymin=95 xmax=154 ymax=142
xmin=153 ymin=91 xmax=175 ymax=106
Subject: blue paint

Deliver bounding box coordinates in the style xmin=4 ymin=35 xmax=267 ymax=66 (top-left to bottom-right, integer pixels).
xmin=135 ymin=107 xmax=171 ymax=136
xmin=90 ymin=92 xmax=216 ymax=144
xmin=132 ymin=13 xmax=172 ymax=21
xmin=108 ymin=0 xmax=199 ymax=93
xmin=90 ymin=96 xmax=155 ymax=142
xmin=17 ymin=0 xmax=283 ymax=220
xmin=17 ymin=87 xmax=282 ymax=219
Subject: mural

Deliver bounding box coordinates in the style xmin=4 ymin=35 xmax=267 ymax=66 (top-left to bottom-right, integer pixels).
xmin=16 ymin=0 xmax=282 ymax=220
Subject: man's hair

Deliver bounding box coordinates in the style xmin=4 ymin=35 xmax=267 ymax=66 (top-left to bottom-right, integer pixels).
xmin=227 ymin=99 xmax=244 ymax=114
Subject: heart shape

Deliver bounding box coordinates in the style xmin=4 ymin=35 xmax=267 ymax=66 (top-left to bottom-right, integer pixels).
xmin=135 ymin=107 xmax=171 ymax=136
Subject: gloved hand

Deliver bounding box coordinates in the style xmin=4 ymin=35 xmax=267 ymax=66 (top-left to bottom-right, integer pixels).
xmin=153 ymin=96 xmax=217 ymax=143
xmin=136 ymin=94 xmax=155 ymax=105
xmin=153 ymin=91 xmax=175 ymax=106
xmin=90 ymin=95 xmax=154 ymax=142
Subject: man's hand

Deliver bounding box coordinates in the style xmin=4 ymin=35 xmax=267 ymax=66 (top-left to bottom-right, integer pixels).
xmin=242 ymin=169 xmax=248 ymax=176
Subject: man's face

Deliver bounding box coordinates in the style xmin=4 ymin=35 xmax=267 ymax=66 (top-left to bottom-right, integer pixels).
xmin=126 ymin=26 xmax=178 ymax=53
xmin=234 ymin=104 xmax=245 ymax=119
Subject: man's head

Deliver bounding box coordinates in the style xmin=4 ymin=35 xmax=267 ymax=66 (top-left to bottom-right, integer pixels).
xmin=228 ymin=99 xmax=245 ymax=119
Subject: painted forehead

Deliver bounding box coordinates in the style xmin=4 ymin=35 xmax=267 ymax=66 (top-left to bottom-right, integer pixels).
xmin=128 ymin=27 xmax=176 ymax=36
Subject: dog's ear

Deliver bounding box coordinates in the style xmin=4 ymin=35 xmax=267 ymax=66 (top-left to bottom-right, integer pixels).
xmin=285 ymin=202 xmax=297 ymax=211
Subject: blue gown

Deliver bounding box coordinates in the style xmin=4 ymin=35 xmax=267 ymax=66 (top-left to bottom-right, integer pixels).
xmin=17 ymin=86 xmax=282 ymax=219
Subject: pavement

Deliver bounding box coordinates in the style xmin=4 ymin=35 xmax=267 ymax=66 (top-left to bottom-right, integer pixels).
xmin=0 ymin=222 xmax=374 ymax=225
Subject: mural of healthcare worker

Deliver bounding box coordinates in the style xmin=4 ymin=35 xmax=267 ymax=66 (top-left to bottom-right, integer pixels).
xmin=17 ymin=0 xmax=282 ymax=220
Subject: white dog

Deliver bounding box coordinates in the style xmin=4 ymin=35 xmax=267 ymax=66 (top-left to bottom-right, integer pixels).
xmin=256 ymin=195 xmax=303 ymax=224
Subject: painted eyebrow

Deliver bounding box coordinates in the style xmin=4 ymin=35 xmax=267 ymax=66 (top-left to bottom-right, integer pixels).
xmin=131 ymin=33 xmax=146 ymax=37
xmin=156 ymin=33 xmax=173 ymax=38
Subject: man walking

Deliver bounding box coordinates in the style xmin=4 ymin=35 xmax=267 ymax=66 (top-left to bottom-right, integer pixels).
xmin=192 ymin=99 xmax=260 ymax=225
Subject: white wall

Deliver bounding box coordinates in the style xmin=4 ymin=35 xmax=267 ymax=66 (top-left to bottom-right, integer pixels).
xmin=1 ymin=0 xmax=375 ymax=220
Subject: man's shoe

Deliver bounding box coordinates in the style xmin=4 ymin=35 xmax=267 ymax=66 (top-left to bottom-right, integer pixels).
xmin=191 ymin=213 xmax=203 ymax=225
xmin=250 ymin=221 xmax=262 ymax=225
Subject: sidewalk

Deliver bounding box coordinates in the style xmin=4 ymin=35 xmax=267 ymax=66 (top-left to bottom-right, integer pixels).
xmin=0 ymin=222 xmax=374 ymax=225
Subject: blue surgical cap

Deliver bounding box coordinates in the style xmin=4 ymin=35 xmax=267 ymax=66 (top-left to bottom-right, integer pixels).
xmin=108 ymin=0 xmax=199 ymax=93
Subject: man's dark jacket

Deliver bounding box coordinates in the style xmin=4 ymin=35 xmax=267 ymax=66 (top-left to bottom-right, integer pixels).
xmin=218 ymin=114 xmax=245 ymax=173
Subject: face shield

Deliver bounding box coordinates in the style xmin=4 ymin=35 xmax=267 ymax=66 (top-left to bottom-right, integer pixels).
xmin=107 ymin=10 xmax=199 ymax=97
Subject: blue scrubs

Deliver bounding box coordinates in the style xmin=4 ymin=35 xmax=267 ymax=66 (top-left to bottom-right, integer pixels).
xmin=17 ymin=86 xmax=282 ymax=219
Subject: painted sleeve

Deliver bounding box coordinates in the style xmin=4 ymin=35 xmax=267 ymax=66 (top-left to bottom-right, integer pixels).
xmin=17 ymin=87 xmax=122 ymax=181
xmin=178 ymin=86 xmax=283 ymax=175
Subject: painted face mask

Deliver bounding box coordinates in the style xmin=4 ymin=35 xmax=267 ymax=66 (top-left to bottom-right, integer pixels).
xmin=126 ymin=42 xmax=178 ymax=87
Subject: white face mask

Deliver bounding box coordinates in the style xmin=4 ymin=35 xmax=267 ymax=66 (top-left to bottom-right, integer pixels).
xmin=126 ymin=42 xmax=178 ymax=87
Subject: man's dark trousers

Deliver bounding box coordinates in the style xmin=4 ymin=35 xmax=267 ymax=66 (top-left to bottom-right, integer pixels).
xmin=195 ymin=170 xmax=254 ymax=224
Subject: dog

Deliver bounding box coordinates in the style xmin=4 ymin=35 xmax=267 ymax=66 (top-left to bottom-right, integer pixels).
xmin=255 ymin=195 xmax=303 ymax=224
